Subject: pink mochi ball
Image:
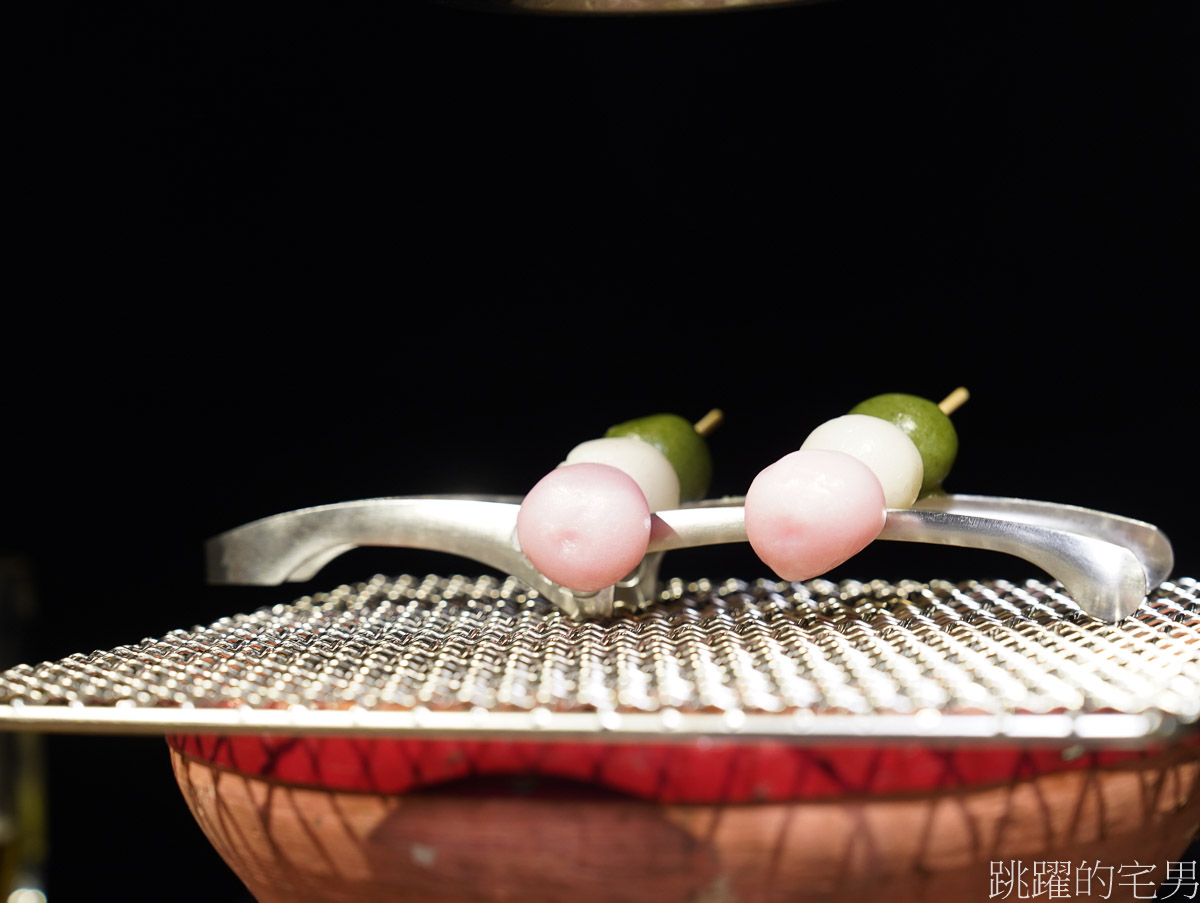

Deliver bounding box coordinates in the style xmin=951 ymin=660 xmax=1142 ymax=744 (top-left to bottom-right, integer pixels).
xmin=516 ymin=462 xmax=652 ymax=593
xmin=744 ymin=449 xmax=887 ymax=582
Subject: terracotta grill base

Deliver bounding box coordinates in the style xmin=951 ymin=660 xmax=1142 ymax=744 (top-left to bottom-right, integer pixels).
xmin=171 ymin=740 xmax=1200 ymax=903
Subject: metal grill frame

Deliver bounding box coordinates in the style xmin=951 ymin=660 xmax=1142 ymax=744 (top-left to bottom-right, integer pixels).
xmin=2 ymin=575 xmax=1198 ymax=746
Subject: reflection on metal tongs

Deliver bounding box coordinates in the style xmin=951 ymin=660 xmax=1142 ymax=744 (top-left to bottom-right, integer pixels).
xmin=206 ymin=494 xmax=1172 ymax=623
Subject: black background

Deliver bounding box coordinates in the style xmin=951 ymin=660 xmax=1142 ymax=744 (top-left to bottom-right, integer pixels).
xmin=7 ymin=0 xmax=1198 ymax=898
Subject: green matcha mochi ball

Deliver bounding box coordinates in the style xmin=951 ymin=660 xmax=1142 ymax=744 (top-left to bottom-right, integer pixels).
xmin=605 ymin=413 xmax=714 ymax=503
xmin=849 ymin=393 xmax=958 ymax=496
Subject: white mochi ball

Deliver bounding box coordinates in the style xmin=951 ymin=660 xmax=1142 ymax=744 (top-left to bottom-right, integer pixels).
xmin=799 ymin=414 xmax=924 ymax=509
xmin=564 ymin=437 xmax=681 ymax=513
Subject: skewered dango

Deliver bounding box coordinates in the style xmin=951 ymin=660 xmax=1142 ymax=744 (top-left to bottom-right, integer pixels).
xmin=517 ymin=394 xmax=966 ymax=593
xmin=849 ymin=390 xmax=964 ymax=496
xmin=746 ymin=388 xmax=967 ymax=580
xmin=516 ymin=411 xmax=718 ymax=592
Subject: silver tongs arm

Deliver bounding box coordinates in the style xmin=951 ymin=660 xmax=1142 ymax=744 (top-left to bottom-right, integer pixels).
xmin=205 ymin=496 xmax=616 ymax=620
xmin=206 ymin=495 xmax=1171 ymax=622
xmin=880 ymin=508 xmax=1150 ymax=622
xmin=911 ymin=494 xmax=1174 ymax=590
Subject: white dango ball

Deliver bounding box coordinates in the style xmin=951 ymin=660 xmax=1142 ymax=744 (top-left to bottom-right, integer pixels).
xmin=800 ymin=414 xmax=923 ymax=509
xmin=564 ymin=436 xmax=681 ymax=513
xmin=744 ymin=449 xmax=887 ymax=582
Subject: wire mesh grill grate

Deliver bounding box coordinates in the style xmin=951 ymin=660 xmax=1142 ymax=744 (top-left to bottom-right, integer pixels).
xmin=2 ymin=576 xmax=1199 ymax=742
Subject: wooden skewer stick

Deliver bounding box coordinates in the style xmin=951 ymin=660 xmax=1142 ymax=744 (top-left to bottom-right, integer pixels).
xmin=693 ymin=409 xmax=724 ymax=436
xmin=939 ymin=387 xmax=970 ymax=415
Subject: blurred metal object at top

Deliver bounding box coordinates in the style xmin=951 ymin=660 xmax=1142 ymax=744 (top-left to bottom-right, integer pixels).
xmin=430 ymin=0 xmax=834 ymax=14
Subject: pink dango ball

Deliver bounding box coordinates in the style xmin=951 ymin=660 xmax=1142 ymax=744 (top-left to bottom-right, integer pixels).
xmin=744 ymin=449 xmax=887 ymax=582
xmin=517 ymin=462 xmax=652 ymax=593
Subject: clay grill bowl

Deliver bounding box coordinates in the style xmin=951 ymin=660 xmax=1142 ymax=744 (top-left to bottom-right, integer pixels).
xmin=168 ymin=733 xmax=1200 ymax=903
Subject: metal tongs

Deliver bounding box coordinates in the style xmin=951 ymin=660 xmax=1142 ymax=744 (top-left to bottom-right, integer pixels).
xmin=206 ymin=494 xmax=1173 ymax=622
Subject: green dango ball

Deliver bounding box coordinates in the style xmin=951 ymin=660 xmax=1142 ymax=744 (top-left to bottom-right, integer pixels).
xmin=848 ymin=393 xmax=959 ymax=496
xmin=605 ymin=413 xmax=715 ymax=503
